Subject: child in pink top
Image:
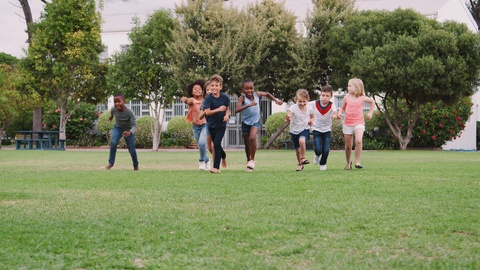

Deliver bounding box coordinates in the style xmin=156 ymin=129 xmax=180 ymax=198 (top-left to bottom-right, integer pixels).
xmin=337 ymin=78 xmax=375 ymax=170
xmin=181 ymin=80 xmax=210 ymax=170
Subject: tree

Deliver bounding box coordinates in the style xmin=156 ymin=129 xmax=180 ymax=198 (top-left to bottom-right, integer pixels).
xmin=107 ymin=10 xmax=175 ymax=151
xmin=467 ymin=0 xmax=480 ymax=30
xmin=18 ymin=0 xmax=45 ymax=133
xmin=326 ymin=9 xmax=480 ymax=149
xmin=168 ymin=0 xmax=301 ymax=99
xmin=0 ymin=63 xmax=39 ymax=149
xmin=302 ymin=0 xmax=355 ymax=89
xmin=24 ymin=0 xmax=108 ymax=140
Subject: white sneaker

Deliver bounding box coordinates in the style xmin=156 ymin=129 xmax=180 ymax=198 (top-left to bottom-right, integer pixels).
xmin=320 ymin=165 xmax=327 ymax=171
xmin=247 ymin=160 xmax=255 ymax=170
xmin=205 ymin=160 xmax=211 ymax=170
xmin=199 ymin=161 xmax=205 ymax=170
xmin=313 ymin=155 xmax=320 ymax=165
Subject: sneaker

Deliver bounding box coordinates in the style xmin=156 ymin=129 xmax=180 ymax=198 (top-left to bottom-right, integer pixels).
xmin=247 ymin=160 xmax=255 ymax=170
xmin=205 ymin=160 xmax=211 ymax=170
xmin=246 ymin=167 xmax=254 ymax=172
xmin=313 ymin=155 xmax=320 ymax=165
xmin=320 ymin=165 xmax=327 ymax=171
xmin=198 ymin=161 xmax=205 ymax=170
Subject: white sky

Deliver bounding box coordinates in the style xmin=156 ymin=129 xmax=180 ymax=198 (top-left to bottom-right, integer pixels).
xmin=1 ymin=0 xmax=313 ymax=58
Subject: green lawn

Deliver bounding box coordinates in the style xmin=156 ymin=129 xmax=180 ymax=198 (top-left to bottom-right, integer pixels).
xmin=1 ymin=148 xmax=479 ymax=269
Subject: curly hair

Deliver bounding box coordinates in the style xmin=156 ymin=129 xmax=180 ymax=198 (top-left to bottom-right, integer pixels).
xmin=186 ymin=79 xmax=206 ymax=97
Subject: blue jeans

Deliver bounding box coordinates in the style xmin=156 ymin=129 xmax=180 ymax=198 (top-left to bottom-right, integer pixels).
xmin=209 ymin=125 xmax=226 ymax=169
xmin=312 ymin=130 xmax=331 ymax=166
xmin=193 ymin=124 xmax=209 ymax=163
xmin=109 ymin=125 xmax=139 ymax=167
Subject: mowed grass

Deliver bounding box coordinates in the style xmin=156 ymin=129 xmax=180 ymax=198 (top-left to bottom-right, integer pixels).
xmin=0 ymin=148 xmax=479 ymax=269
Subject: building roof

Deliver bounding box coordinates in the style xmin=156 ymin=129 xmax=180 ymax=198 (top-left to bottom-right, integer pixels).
xmin=355 ymin=0 xmax=451 ymax=17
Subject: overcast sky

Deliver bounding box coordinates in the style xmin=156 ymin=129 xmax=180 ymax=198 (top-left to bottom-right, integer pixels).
xmin=1 ymin=0 xmax=312 ymax=58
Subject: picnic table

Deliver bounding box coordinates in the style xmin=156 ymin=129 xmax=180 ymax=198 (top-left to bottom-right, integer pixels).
xmin=15 ymin=130 xmax=66 ymax=150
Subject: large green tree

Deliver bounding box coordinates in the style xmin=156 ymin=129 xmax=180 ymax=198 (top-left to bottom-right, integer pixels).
xmin=108 ymin=10 xmax=175 ymax=150
xmin=24 ymin=0 xmax=107 ymax=140
xmin=302 ymin=0 xmax=355 ymax=90
xmin=326 ymin=9 xmax=480 ymax=149
xmin=0 ymin=64 xmax=39 ymax=149
xmin=168 ymin=0 xmax=300 ymax=99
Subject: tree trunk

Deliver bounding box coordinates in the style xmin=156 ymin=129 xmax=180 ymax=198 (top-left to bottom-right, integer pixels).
xmin=263 ymin=121 xmax=289 ymax=149
xmin=0 ymin=130 xmax=3 ymax=150
xmin=19 ymin=0 xmax=43 ymax=134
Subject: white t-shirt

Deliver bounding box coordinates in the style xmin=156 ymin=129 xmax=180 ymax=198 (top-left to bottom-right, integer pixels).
xmin=288 ymin=104 xmax=313 ymax=135
xmin=309 ymin=100 xmax=337 ymax=133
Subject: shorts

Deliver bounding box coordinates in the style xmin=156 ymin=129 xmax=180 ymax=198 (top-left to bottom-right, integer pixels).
xmin=343 ymin=124 xmax=365 ymax=135
xmin=241 ymin=121 xmax=261 ymax=135
xmin=290 ymin=129 xmax=310 ymax=150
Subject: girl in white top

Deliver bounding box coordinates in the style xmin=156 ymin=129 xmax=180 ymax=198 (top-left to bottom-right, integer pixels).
xmin=285 ymin=89 xmax=314 ymax=171
xmin=308 ymin=85 xmax=338 ymax=171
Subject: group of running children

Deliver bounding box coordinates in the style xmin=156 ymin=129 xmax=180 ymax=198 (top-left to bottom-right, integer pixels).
xmin=105 ymin=74 xmax=376 ymax=173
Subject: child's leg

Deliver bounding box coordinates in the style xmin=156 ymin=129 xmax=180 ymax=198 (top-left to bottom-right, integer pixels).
xmin=211 ymin=126 xmax=226 ymax=171
xmin=344 ymin=133 xmax=353 ymax=169
xmin=198 ymin=125 xmax=209 ymax=163
xmin=124 ymin=132 xmax=139 ymax=168
xmin=107 ymin=125 xmax=122 ymax=167
xmin=354 ymin=126 xmax=365 ymax=166
xmin=298 ymin=136 xmax=306 ymax=164
xmin=319 ymin=131 xmax=331 ymax=166
xmin=248 ymin=126 xmax=258 ymax=161
xmin=242 ymin=132 xmax=250 ymax=161
xmin=312 ymin=131 xmax=321 ymax=157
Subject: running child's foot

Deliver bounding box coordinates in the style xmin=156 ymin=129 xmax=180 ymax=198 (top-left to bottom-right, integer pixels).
xmin=210 ymin=168 xmax=220 ymax=173
xmin=320 ymin=165 xmax=327 ymax=171
xmin=205 ymin=160 xmax=211 ymax=170
xmin=105 ymin=164 xmax=113 ymax=170
xmin=134 ymin=166 xmax=139 ymax=171
xmin=198 ymin=161 xmax=205 ymax=170
xmin=247 ymin=160 xmax=255 ymax=170
xmin=246 ymin=167 xmax=254 ymax=172
xmin=313 ymin=155 xmax=320 ymax=165
xmin=221 ymin=158 xmax=227 ymax=168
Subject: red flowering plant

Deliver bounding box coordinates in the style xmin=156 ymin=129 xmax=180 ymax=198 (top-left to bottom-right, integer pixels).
xmin=42 ymin=101 xmax=99 ymax=140
xmin=409 ymin=98 xmax=472 ymax=148
xmin=366 ymin=98 xmax=472 ymax=149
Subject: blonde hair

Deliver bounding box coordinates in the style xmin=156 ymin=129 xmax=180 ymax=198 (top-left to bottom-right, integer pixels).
xmin=349 ymin=78 xmax=365 ymax=97
xmin=295 ymin=89 xmax=310 ymax=102
xmin=209 ymin=74 xmax=223 ymax=85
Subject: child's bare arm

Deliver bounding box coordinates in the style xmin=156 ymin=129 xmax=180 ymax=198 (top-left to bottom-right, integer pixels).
xmin=180 ymin=97 xmax=193 ymax=106
xmin=235 ymin=95 xmax=248 ymax=113
xmin=364 ymin=96 xmax=376 ymax=120
xmin=258 ymin=91 xmax=283 ymax=105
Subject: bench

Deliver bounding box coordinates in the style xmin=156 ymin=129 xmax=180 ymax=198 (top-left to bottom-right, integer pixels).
xmin=15 ymin=131 xmax=66 ymax=150
xmin=15 ymin=138 xmax=51 ymax=150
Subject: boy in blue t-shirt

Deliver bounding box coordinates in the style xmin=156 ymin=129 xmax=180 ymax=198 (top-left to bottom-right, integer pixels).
xmin=202 ymin=74 xmax=230 ymax=173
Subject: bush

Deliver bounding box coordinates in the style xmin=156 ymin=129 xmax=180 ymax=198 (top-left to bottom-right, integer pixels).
xmin=330 ymin=119 xmax=345 ymax=150
xmin=265 ymin=112 xmax=288 ymax=149
xmin=163 ymin=116 xmax=193 ymax=148
xmin=136 ymin=116 xmax=156 ymax=149
xmin=97 ymin=110 xmax=115 ymax=135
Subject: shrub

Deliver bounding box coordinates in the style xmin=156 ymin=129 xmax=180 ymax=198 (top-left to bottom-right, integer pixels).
xmin=164 ymin=116 xmax=193 ymax=148
xmin=265 ymin=112 xmax=288 ymax=149
xmin=330 ymin=119 xmax=345 ymax=150
xmin=97 ymin=110 xmax=114 ymax=135
xmin=136 ymin=116 xmax=156 ymax=149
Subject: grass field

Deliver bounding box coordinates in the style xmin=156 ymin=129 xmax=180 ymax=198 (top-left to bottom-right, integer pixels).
xmin=1 ymin=148 xmax=479 ymax=269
